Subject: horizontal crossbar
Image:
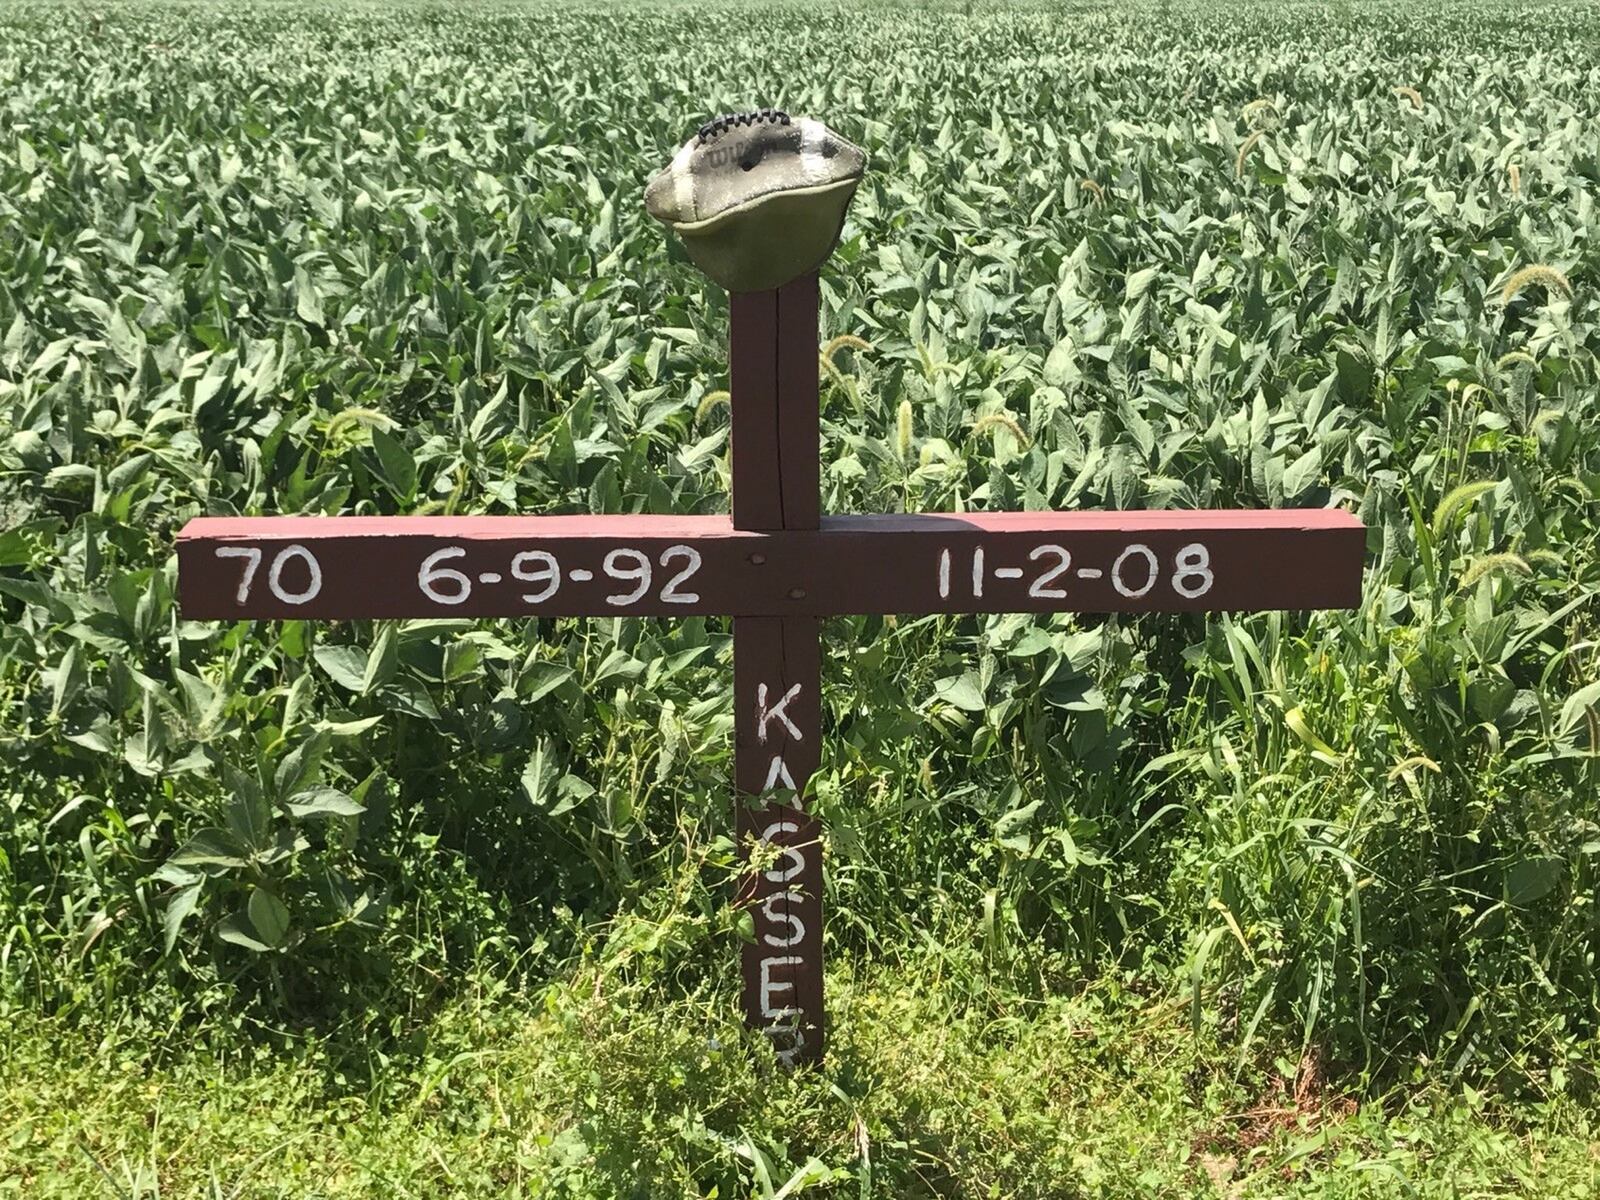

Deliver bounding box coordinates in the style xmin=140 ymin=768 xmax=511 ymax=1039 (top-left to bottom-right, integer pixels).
xmin=177 ymin=510 xmax=1364 ymax=619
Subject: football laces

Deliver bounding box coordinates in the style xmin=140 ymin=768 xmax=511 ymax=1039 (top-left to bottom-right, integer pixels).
xmin=695 ymin=109 xmax=791 ymax=145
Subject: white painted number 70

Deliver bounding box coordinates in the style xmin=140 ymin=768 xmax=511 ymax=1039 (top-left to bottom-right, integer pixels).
xmin=214 ymin=545 xmax=323 ymax=605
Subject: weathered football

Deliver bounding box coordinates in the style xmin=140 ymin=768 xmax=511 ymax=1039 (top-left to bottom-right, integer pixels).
xmin=645 ymin=110 xmax=866 ymax=293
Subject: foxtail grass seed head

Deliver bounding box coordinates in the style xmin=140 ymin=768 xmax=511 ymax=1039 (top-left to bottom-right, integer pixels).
xmin=971 ymin=412 xmax=1030 ymax=448
xmin=822 ymin=334 xmax=871 ymax=369
xmin=1393 ymin=85 xmax=1424 ymax=110
xmin=1241 ymin=98 xmax=1279 ymax=129
xmin=1079 ymin=178 xmax=1105 ymax=204
xmin=1501 ymin=264 xmax=1574 ymax=304
xmin=1495 ymin=349 xmax=1538 ymax=373
xmin=819 ymin=351 xmax=851 ymax=392
xmin=325 ymin=406 xmax=398 ymax=442
xmin=1432 ymin=479 xmax=1500 ymax=536
xmin=694 ymin=389 xmax=730 ymax=424
xmin=1387 ymin=755 xmax=1442 ymax=782
xmin=1235 ymin=130 xmax=1263 ymax=177
xmin=1508 ymin=163 xmax=1521 ymax=195
xmin=896 ymin=399 xmax=913 ymax=463
xmin=1530 ymin=409 xmax=1566 ymax=438
xmin=1458 ymin=552 xmax=1532 ymax=590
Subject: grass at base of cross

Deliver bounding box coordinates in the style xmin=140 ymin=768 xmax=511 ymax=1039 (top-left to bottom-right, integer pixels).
xmin=4 ymin=960 xmax=1594 ymax=1199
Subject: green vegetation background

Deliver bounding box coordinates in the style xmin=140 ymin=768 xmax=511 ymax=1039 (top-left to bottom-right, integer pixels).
xmin=2 ymin=0 xmax=1597 ymax=1194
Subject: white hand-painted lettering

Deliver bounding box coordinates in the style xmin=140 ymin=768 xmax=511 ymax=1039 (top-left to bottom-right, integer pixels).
xmin=418 ymin=546 xmax=471 ymax=605
xmin=759 ymin=819 xmax=806 ymax=883
xmin=756 ymin=682 xmax=804 ymax=743
xmin=758 ymin=956 xmax=803 ymax=1019
xmin=1111 ymin=543 xmax=1158 ymax=598
xmin=762 ymin=755 xmax=797 ymax=793
xmin=1027 ymin=543 xmax=1071 ymax=598
xmin=603 ymin=548 xmax=652 ymax=605
xmin=766 ymin=1018 xmax=806 ymax=1065
xmin=510 ymin=550 xmax=560 ymax=603
xmin=658 ymin=544 xmax=702 ymax=603
xmin=760 ymin=892 xmax=806 ymax=947
xmin=214 ymin=546 xmax=263 ymax=604
xmin=269 ymin=545 xmax=323 ymax=605
xmin=1172 ymin=542 xmax=1215 ymax=598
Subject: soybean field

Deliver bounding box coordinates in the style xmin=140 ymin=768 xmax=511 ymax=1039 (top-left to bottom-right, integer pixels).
xmin=1 ymin=0 xmax=1598 ymax=1195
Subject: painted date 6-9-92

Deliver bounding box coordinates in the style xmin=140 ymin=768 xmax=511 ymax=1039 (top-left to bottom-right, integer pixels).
xmin=177 ymin=510 xmax=1364 ymax=619
xmin=209 ymin=542 xmax=705 ymax=608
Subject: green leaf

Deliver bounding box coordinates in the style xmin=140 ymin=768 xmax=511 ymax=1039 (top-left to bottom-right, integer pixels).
xmin=996 ymin=798 xmax=1042 ymax=851
xmin=217 ymin=914 xmax=271 ymax=953
xmin=1059 ymin=629 xmax=1102 ymax=672
xmin=273 ymin=731 xmax=329 ymax=800
xmin=315 ymin=715 xmax=383 ymax=737
xmin=550 ymin=773 xmax=595 ymax=817
xmin=162 ymin=883 xmax=203 ymax=955
xmin=313 ymin=645 xmax=368 ymax=691
xmin=1281 ymin=447 xmax=1323 ymax=498
xmin=1043 ymin=676 xmax=1104 ymax=711
xmin=1558 ymin=680 xmax=1600 ymax=737
xmin=371 ymin=428 xmax=416 ymax=500
xmin=1007 ymin=627 xmax=1055 ymax=657
xmin=591 ymin=649 xmax=644 ymax=687
xmin=521 ymin=659 xmax=572 ymax=704
xmin=50 ymin=644 xmax=84 ymax=716
xmin=930 ymin=672 xmax=985 ymax=712
xmin=224 ymin=787 xmax=273 ymax=853
xmin=362 ymin=623 xmax=398 ymax=695
xmin=248 ymin=889 xmax=291 ymax=948
xmin=1042 ymin=337 xmax=1079 ymax=387
xmin=170 ymin=828 xmax=248 ymax=870
xmin=105 ymin=307 xmax=144 ymax=368
xmin=293 ymin=265 xmax=324 ymax=326
xmin=0 ymin=527 xmax=35 ymax=567
xmin=521 ymin=739 xmax=560 ymax=808
xmin=1505 ymin=857 xmax=1563 ymax=906
xmin=0 ymin=576 xmax=73 ymax=622
xmin=286 ymin=787 xmax=366 ymax=818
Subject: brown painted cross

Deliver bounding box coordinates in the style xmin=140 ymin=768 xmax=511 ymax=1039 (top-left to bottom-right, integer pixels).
xmin=177 ymin=272 xmax=1363 ymax=1066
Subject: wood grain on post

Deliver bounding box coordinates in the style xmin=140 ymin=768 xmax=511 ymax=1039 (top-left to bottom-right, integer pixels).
xmin=730 ymin=273 xmax=826 ymax=1065
xmin=729 ymin=273 xmax=819 ymax=532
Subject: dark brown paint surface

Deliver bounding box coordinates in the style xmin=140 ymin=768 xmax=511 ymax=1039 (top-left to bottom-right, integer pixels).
xmin=734 ymin=615 xmax=823 ymax=1065
xmin=730 ymin=276 xmax=826 ymax=1064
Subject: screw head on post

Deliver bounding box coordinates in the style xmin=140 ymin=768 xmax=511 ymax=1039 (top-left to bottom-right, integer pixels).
xmin=644 ymin=110 xmax=866 ymax=293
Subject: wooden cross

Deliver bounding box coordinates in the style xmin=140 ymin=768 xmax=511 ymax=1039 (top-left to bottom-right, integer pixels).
xmin=177 ymin=272 xmax=1363 ymax=1066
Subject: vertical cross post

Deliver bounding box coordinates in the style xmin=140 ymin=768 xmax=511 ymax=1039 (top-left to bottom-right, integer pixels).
xmin=730 ymin=273 xmax=826 ymax=1066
